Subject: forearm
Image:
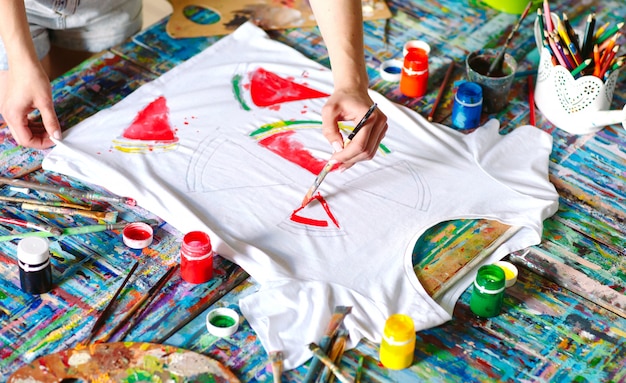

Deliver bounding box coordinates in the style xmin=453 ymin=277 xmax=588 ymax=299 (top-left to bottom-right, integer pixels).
xmin=308 ymin=0 xmax=369 ymax=93
xmin=0 ymin=0 xmax=39 ymax=68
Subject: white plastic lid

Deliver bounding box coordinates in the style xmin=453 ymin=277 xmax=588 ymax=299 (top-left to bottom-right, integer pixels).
xmin=17 ymin=237 xmax=50 ymax=264
xmin=379 ymin=59 xmax=403 ymax=82
xmin=206 ymin=307 xmax=240 ymax=337
xmin=123 ymin=222 xmax=154 ymax=249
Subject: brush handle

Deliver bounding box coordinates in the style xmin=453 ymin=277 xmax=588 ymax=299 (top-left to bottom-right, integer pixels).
xmin=0 ymin=177 xmax=135 ymax=206
xmin=21 ymin=203 xmax=117 ymax=222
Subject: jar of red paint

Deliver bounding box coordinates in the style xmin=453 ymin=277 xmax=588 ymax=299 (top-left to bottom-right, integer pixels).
xmin=180 ymin=231 xmax=214 ymax=284
xmin=400 ymin=48 xmax=429 ymax=98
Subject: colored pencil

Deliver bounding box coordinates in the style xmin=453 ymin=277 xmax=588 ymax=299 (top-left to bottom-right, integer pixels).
xmin=84 ymin=260 xmax=140 ymax=344
xmin=301 ymin=104 xmax=377 ymax=207
xmin=0 ymin=176 xmax=136 ymax=206
xmin=486 ymin=0 xmax=533 ymax=76
xmin=308 ymin=343 xmax=353 ymax=383
xmin=269 ymin=351 xmax=284 ymax=383
xmin=596 ymin=22 xmax=624 ymax=45
xmin=599 ymin=32 xmax=620 ymax=54
xmin=562 ymin=13 xmax=580 ymax=49
xmin=593 ymin=44 xmax=601 ymax=76
xmin=428 ymin=60 xmax=455 ymax=122
xmin=547 ymin=34 xmax=568 ymax=68
xmin=0 ymin=216 xmax=63 ymax=236
xmin=581 ymin=13 xmax=596 ymax=59
xmin=594 ymin=22 xmax=610 ymax=39
xmin=571 ymin=58 xmax=592 ymax=77
xmin=543 ymin=0 xmax=553 ymax=33
xmin=610 ymin=57 xmax=624 ymax=71
xmin=553 ymin=32 xmax=574 ymax=70
xmin=537 ymin=8 xmax=546 ymax=43
xmin=527 ymin=75 xmax=536 ymax=126
xmin=599 ymin=45 xmax=620 ymax=78
xmin=0 ymin=219 xmax=158 ymax=242
xmin=559 ymin=19 xmax=582 ymax=66
xmin=302 ymin=306 xmax=352 ymax=383
xmin=100 ymin=264 xmax=179 ymax=342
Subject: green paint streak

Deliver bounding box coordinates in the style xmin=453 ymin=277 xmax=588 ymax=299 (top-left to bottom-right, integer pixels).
xmin=249 ymin=120 xmax=321 ymax=137
xmin=0 ymin=146 xmax=22 ymax=160
xmin=589 ymin=357 xmax=602 ymax=367
xmin=232 ymin=74 xmax=251 ymax=111
xmin=379 ymin=143 xmax=391 ymax=154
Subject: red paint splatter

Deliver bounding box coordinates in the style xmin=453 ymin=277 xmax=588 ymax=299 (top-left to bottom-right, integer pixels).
xmin=123 ymin=96 xmax=177 ymax=141
xmin=250 ymin=68 xmax=329 ymax=107
xmin=291 ymin=194 xmax=339 ymax=228
xmin=258 ymin=131 xmax=327 ymax=174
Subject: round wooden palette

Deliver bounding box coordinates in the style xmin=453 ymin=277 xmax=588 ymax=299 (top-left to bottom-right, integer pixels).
xmin=9 ymin=342 xmax=240 ymax=383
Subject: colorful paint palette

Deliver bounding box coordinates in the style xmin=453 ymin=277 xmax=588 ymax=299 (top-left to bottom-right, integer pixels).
xmin=8 ymin=342 xmax=240 ymax=383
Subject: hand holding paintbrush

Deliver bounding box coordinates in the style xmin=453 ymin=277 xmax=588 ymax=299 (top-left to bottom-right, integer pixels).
xmin=486 ymin=0 xmax=534 ymax=76
xmin=301 ymin=104 xmax=378 ymax=207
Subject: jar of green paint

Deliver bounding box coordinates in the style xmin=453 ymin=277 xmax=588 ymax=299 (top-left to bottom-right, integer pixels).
xmin=470 ymin=264 xmax=505 ymax=318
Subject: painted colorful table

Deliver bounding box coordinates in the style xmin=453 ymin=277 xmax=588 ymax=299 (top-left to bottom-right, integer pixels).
xmin=1 ymin=0 xmax=625 ymax=381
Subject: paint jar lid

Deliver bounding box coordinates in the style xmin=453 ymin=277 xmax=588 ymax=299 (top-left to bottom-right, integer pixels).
xmin=206 ymin=307 xmax=240 ymax=337
xmin=403 ymin=40 xmax=431 ymax=57
xmin=17 ymin=237 xmax=50 ymax=264
xmin=123 ymin=222 xmax=154 ymax=249
xmin=382 ymin=313 xmax=415 ymax=345
xmin=494 ymin=260 xmax=518 ymax=288
xmin=380 ymin=59 xmax=403 ymax=82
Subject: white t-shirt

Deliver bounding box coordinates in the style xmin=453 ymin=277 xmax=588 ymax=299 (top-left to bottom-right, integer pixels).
xmin=43 ymin=22 xmax=559 ymax=369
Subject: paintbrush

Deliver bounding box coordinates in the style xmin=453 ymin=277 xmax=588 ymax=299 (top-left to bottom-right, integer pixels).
xmin=100 ymin=264 xmax=179 ymax=342
xmin=269 ymin=351 xmax=284 ymax=383
xmin=428 ymin=60 xmax=455 ymax=122
xmin=18 ymin=203 xmax=118 ymax=223
xmin=0 ymin=219 xmax=158 ymax=242
xmin=302 ymin=306 xmax=352 ymax=383
xmin=308 ymin=343 xmax=353 ymax=383
xmin=318 ymin=328 xmax=349 ymax=383
xmin=354 ymin=355 xmax=365 ymax=383
xmin=486 ymin=0 xmax=533 ymax=76
xmin=301 ymin=104 xmax=377 ymax=207
xmin=84 ymin=260 xmax=140 ymax=344
xmin=0 ymin=176 xmax=136 ymax=206
xmin=0 ymin=195 xmax=92 ymax=210
xmin=0 ymin=216 xmax=63 ymax=236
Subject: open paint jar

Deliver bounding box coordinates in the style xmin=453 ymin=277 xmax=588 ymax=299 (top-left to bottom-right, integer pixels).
xmin=469 ymin=264 xmax=505 ymax=318
xmin=206 ymin=307 xmax=240 ymax=337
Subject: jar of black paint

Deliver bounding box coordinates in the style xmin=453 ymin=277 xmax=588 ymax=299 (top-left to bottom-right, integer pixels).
xmin=18 ymin=237 xmax=53 ymax=294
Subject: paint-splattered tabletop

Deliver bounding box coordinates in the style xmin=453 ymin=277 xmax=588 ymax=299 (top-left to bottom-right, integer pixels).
xmin=1 ymin=0 xmax=625 ymax=381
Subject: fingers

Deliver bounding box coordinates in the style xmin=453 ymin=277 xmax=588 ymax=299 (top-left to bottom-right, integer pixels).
xmin=7 ymin=118 xmax=56 ymax=149
xmin=39 ymin=102 xmax=62 ymax=141
xmin=330 ymin=107 xmax=388 ymax=170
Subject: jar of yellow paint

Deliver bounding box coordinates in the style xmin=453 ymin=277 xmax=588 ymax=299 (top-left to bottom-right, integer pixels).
xmin=379 ymin=313 xmax=416 ymax=370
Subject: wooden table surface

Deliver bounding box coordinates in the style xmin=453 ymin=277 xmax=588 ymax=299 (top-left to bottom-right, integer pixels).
xmin=1 ymin=0 xmax=625 ymax=381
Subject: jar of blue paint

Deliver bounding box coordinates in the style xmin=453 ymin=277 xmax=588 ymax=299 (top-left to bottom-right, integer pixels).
xmin=470 ymin=264 xmax=505 ymax=318
xmin=451 ymin=82 xmax=483 ymax=130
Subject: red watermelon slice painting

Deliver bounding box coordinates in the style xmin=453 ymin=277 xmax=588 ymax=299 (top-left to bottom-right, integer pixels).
xmin=243 ymin=68 xmax=329 ymax=108
xmin=112 ymin=96 xmax=180 ymax=153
